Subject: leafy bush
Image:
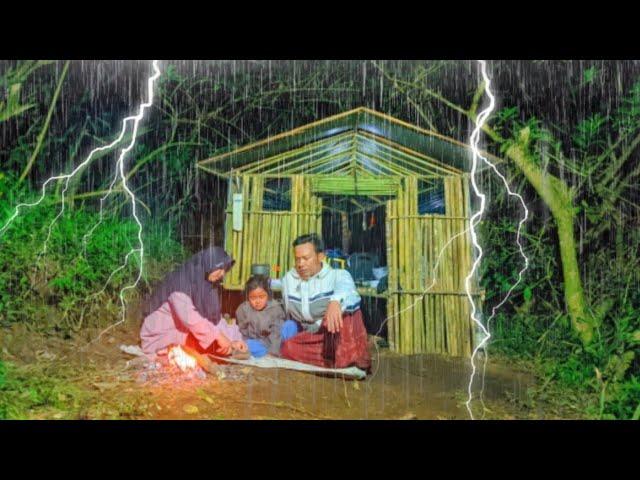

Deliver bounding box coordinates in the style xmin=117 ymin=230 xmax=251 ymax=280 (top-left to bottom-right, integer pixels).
xmin=0 ymin=360 xmax=85 ymax=420
xmin=479 ymin=195 xmax=640 ymax=419
xmin=0 ymin=174 xmax=186 ymax=334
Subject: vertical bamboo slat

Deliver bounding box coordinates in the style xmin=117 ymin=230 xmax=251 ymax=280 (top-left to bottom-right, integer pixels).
xmin=386 ymin=197 xmax=397 ymax=351
xmin=222 ymin=169 xmax=475 ymax=357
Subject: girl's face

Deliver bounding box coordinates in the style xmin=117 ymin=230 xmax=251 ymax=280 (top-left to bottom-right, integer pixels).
xmin=248 ymin=287 xmax=269 ymax=311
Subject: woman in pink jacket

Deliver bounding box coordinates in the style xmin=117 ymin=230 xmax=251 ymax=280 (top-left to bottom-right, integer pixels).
xmin=140 ymin=247 xmax=247 ymax=356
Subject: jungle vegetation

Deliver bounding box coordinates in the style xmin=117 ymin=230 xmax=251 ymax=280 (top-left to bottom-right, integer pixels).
xmin=0 ymin=60 xmax=638 ymax=419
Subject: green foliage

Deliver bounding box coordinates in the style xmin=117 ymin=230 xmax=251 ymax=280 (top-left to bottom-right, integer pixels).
xmin=479 ymin=70 xmax=640 ymax=418
xmin=480 ymin=202 xmax=640 ymax=419
xmin=0 ymin=360 xmax=84 ymax=419
xmin=573 ymin=114 xmax=608 ymax=152
xmin=0 ymin=61 xmax=54 ymax=123
xmin=0 ymin=174 xmax=185 ymax=334
xmin=582 ymin=66 xmax=599 ymax=86
xmin=613 ymin=81 xmax=640 ymax=133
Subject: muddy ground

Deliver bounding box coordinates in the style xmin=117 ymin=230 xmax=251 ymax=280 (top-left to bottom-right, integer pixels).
xmin=0 ymin=321 xmax=582 ymax=420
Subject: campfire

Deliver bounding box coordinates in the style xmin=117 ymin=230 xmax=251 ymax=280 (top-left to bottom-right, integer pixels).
xmin=168 ymin=345 xmax=198 ymax=372
xmin=131 ymin=344 xmax=247 ymax=385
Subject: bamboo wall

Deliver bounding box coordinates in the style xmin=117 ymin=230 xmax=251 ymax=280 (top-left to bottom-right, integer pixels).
xmin=224 ymin=174 xmax=322 ymax=290
xmin=223 ymin=172 xmax=478 ymax=358
xmin=386 ymin=175 xmax=478 ymax=357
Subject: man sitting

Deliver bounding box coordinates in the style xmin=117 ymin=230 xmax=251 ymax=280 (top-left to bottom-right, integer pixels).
xmin=279 ymin=233 xmax=371 ymax=371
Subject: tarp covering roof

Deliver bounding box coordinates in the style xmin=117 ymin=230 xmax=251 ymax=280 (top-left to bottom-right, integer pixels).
xmin=197 ymin=107 xmax=494 ymax=178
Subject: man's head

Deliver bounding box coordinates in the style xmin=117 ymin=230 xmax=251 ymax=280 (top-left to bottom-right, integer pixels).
xmin=292 ymin=233 xmax=325 ymax=280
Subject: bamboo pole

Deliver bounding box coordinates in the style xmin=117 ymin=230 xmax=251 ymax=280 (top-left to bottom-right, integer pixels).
xmin=444 ymin=178 xmax=456 ymax=355
xmin=199 ymin=107 xmax=364 ymax=166
xmin=396 ymin=181 xmax=404 ymax=353
xmin=393 ymin=193 xmax=401 ymax=353
xmin=402 ymin=179 xmax=412 ymax=354
xmin=385 ymin=197 xmax=396 ymax=351
xmin=414 ymin=185 xmax=425 ymax=353
xmin=355 ymin=130 xmax=463 ymax=176
xmin=240 ymin=177 xmax=252 ymax=284
xmin=242 ymin=133 xmax=353 ymax=174
xmin=462 ymin=175 xmax=474 ymax=356
xmin=279 ymin=213 xmax=291 ymax=277
xmin=407 ymin=177 xmax=418 ymax=354
xmin=246 ymin=176 xmax=264 ymax=283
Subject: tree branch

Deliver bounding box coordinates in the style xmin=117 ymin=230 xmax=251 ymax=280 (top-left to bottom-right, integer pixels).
xmin=19 ymin=61 xmax=70 ymax=183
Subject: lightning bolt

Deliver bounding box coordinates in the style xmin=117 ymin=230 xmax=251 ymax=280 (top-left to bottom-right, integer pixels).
xmin=0 ymin=60 xmax=162 ymax=344
xmin=465 ymin=60 xmax=530 ymax=419
xmin=367 ymin=61 xmax=530 ymax=422
xmin=91 ymin=59 xmax=161 ymax=343
xmin=368 ymin=226 xmax=472 ymax=381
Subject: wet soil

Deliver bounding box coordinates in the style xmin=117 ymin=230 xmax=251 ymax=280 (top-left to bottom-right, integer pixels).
xmin=0 ymin=321 xmax=565 ymax=420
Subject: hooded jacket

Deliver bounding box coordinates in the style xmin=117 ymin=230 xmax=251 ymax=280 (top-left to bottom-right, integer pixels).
xmin=142 ymin=246 xmax=235 ymax=323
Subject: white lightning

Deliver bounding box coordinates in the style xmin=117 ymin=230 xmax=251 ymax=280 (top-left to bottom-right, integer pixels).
xmin=465 ymin=60 xmax=530 ymax=419
xmin=0 ymin=120 xmax=134 ymax=240
xmin=368 ymin=225 xmax=473 ymax=381
xmin=365 ymin=61 xmax=528 ymax=417
xmin=0 ymin=60 xmax=162 ymax=344
xmin=367 ymin=61 xmax=530 ymax=421
xmin=92 ymin=60 xmax=162 ymax=343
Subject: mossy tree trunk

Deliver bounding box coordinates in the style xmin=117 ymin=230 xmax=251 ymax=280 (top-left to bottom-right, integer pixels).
xmin=373 ymin=61 xmax=597 ymax=347
xmin=504 ymin=132 xmax=594 ymax=345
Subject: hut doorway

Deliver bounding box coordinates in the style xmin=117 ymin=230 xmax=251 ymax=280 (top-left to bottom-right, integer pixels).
xmin=320 ymin=195 xmax=390 ymax=338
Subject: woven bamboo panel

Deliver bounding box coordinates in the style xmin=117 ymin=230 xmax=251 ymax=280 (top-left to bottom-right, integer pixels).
xmin=224 ymin=174 xmax=322 ymax=290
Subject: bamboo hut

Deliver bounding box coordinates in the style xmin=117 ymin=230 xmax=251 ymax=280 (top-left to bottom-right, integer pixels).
xmin=197 ymin=107 xmax=489 ymax=357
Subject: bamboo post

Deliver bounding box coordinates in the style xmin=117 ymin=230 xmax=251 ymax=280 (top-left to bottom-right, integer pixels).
xmin=396 ymin=179 xmax=405 ymax=353
xmin=386 ymin=197 xmax=397 ymax=351
xmin=462 ymin=174 xmax=474 ymax=356
xmin=402 ymin=179 xmax=412 ymax=354
xmin=444 ymin=178 xmax=457 ymax=355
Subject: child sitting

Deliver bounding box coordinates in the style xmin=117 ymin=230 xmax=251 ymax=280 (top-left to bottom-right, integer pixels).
xmin=236 ymin=275 xmax=286 ymax=358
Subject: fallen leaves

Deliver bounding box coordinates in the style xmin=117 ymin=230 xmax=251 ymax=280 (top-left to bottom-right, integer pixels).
xmin=183 ymin=404 xmax=199 ymax=415
xmin=196 ymin=389 xmax=214 ymax=404
xmin=398 ymin=412 xmax=417 ymax=420
xmin=35 ymin=350 xmax=57 ymax=361
xmin=92 ymin=382 xmax=119 ymax=392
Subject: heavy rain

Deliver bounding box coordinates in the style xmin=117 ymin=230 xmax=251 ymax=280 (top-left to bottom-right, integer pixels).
xmin=0 ymin=60 xmax=638 ymax=420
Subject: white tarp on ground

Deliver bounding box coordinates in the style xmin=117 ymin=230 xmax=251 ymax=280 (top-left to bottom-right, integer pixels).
xmin=119 ymin=344 xmax=367 ymax=380
xmin=208 ymin=354 xmax=367 ymax=380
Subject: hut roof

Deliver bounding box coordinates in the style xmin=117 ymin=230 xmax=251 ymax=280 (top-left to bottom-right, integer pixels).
xmin=197 ymin=107 xmax=497 ymax=178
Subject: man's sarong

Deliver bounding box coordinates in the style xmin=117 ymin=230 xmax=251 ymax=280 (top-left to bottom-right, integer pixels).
xmin=280 ymin=309 xmax=371 ymax=371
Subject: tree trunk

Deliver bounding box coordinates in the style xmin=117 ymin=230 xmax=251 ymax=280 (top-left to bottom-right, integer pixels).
xmin=19 ymin=61 xmax=70 ymax=184
xmin=504 ymin=133 xmax=594 ymax=345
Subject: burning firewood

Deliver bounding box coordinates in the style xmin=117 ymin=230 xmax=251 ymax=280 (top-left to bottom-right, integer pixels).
xmin=169 ymin=344 xmax=219 ymax=374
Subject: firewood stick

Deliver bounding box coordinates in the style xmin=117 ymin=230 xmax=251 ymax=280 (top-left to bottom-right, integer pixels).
xmin=181 ymin=345 xmax=218 ymax=374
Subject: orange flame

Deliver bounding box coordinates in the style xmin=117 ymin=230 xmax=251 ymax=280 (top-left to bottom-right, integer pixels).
xmin=168 ymin=345 xmax=197 ymax=372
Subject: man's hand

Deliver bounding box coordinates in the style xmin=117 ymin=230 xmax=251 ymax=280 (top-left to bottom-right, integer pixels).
xmin=324 ymin=300 xmax=343 ymax=333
